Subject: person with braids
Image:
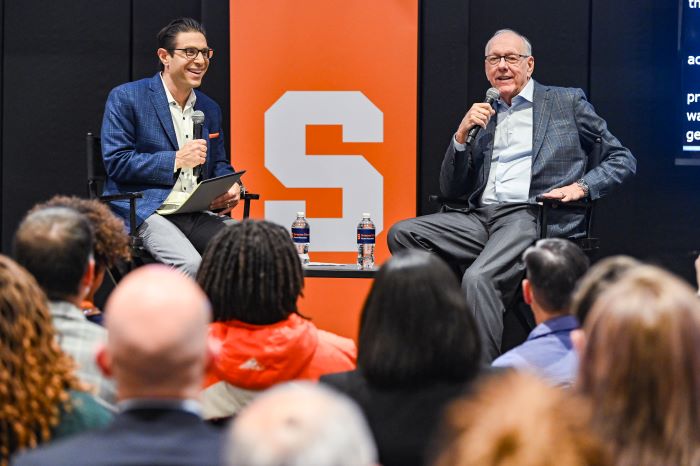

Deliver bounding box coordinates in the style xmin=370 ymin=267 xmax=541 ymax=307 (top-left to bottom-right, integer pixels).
xmin=197 ymin=219 xmax=356 ymax=419
xmin=0 ymin=255 xmax=112 ymax=465
xmin=30 ymin=196 xmax=132 ymax=324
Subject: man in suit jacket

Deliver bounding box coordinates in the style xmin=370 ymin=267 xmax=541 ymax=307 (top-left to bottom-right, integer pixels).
xmin=388 ymin=29 xmax=636 ymax=362
xmin=13 ymin=265 xmax=223 ymax=466
xmin=101 ymin=18 xmax=238 ymax=276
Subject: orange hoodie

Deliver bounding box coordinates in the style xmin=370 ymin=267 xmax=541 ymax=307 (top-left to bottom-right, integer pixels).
xmin=205 ymin=313 xmax=356 ymax=390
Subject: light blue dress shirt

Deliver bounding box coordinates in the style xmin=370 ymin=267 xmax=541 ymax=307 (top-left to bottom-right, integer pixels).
xmin=491 ymin=314 xmax=579 ymax=387
xmin=454 ymin=78 xmax=534 ymax=205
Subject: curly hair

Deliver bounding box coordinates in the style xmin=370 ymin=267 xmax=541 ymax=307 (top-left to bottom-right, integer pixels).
xmin=30 ymin=195 xmax=131 ymax=269
xmin=0 ymin=255 xmax=81 ymax=464
xmin=196 ymin=219 xmax=304 ymax=325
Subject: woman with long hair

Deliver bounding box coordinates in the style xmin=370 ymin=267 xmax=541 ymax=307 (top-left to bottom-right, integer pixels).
xmin=0 ymin=255 xmax=111 ymax=465
xmin=322 ymin=250 xmax=483 ymax=466
xmin=577 ymin=265 xmax=700 ymax=465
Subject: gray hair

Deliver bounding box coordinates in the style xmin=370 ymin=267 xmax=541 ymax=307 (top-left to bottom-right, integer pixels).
xmin=225 ymin=382 xmax=378 ymax=466
xmin=485 ymin=28 xmax=532 ymax=56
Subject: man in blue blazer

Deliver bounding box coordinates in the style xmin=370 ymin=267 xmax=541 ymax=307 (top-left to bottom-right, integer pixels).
xmin=13 ymin=265 xmax=224 ymax=466
xmin=101 ymin=18 xmax=238 ymax=276
xmin=388 ymin=29 xmax=636 ymax=362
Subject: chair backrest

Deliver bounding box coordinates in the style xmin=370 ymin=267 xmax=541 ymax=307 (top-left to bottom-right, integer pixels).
xmin=86 ymin=132 xmax=105 ymax=199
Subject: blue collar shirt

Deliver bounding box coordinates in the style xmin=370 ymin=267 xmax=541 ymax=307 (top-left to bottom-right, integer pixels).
xmin=491 ymin=314 xmax=579 ymax=387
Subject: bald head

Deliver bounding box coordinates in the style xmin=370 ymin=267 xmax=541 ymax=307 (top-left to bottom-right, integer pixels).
xmin=226 ymin=382 xmax=377 ymax=466
xmin=103 ymin=265 xmax=212 ymax=399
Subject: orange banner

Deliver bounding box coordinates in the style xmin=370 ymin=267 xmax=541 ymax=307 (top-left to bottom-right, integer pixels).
xmin=230 ymin=0 xmax=418 ymax=340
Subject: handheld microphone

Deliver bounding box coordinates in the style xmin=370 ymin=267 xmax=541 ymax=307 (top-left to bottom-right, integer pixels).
xmin=192 ymin=110 xmax=205 ymax=179
xmin=466 ymin=87 xmax=500 ymax=145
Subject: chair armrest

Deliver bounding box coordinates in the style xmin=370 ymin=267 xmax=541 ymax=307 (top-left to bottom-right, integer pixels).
xmin=242 ymin=192 xmax=260 ymax=201
xmin=428 ymin=194 xmax=468 ymax=206
xmin=99 ymin=192 xmax=144 ymax=202
xmin=534 ymin=196 xmax=590 ymax=210
xmin=241 ymin=191 xmax=260 ymax=219
xmin=99 ymin=192 xmax=144 ymax=237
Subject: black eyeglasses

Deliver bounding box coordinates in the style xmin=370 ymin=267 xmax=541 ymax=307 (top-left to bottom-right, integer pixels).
xmin=484 ymin=54 xmax=529 ymax=66
xmin=169 ymin=47 xmax=214 ymax=60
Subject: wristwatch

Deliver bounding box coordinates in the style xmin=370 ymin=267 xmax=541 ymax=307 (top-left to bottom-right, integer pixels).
xmin=575 ymin=178 xmax=590 ymax=197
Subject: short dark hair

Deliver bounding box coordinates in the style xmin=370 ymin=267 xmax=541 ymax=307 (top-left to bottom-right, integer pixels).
xmin=570 ymin=255 xmax=641 ymax=325
xmin=30 ymin=195 xmax=131 ymax=271
xmin=157 ymin=17 xmax=207 ymax=71
xmin=358 ymin=250 xmax=481 ymax=386
xmin=522 ymin=238 xmax=590 ymax=313
xmin=196 ymin=219 xmax=304 ymax=325
xmin=13 ymin=207 xmax=94 ymax=301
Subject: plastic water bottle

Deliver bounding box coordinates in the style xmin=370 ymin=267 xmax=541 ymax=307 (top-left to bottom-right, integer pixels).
xmin=357 ymin=213 xmax=375 ymax=269
xmin=291 ymin=212 xmax=310 ymax=265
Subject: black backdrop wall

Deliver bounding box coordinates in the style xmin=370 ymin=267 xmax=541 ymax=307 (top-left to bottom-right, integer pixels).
xmin=0 ymin=1 xmax=692 ymax=280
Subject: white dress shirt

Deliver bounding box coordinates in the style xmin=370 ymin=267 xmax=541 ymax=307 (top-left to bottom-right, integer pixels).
xmin=157 ymin=74 xmax=198 ymax=213
xmin=454 ymin=78 xmax=534 ymax=205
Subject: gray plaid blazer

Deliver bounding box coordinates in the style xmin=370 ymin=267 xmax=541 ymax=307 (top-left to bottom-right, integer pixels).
xmin=440 ymin=80 xmax=636 ymax=238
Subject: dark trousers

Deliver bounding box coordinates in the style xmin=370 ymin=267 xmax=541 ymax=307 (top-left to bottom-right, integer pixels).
xmin=387 ymin=203 xmax=539 ymax=363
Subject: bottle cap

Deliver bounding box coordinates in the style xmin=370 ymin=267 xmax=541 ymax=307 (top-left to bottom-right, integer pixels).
xmin=297 ymin=212 xmax=305 ymax=217
xmin=362 ymin=212 xmax=371 ymax=218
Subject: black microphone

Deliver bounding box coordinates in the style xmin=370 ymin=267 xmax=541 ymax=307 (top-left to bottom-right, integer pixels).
xmin=465 ymin=87 xmax=500 ymax=145
xmin=192 ymin=110 xmax=205 ymax=179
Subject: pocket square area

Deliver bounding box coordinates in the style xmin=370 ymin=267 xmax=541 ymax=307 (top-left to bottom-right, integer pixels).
xmin=209 ymin=132 xmax=220 ymax=139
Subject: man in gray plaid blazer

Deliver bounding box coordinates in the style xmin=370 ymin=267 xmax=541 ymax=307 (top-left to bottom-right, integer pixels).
xmin=388 ymin=29 xmax=636 ymax=362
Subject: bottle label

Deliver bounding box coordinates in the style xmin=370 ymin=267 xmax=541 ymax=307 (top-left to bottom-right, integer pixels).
xmin=291 ymin=227 xmax=310 ymax=243
xmin=357 ymin=228 xmax=375 ymax=244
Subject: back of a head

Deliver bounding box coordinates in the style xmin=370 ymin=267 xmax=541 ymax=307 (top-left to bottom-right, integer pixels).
xmin=197 ymin=219 xmax=303 ymax=325
xmin=13 ymin=207 xmax=93 ymax=301
xmin=569 ymin=255 xmax=640 ymax=326
xmin=30 ymin=195 xmax=131 ymax=270
xmin=433 ymin=372 xmax=608 ymax=466
xmin=226 ymin=382 xmax=377 ymax=466
xmin=0 ymin=255 xmax=79 ymax=459
xmin=358 ymin=250 xmax=481 ymax=386
xmin=522 ymin=238 xmax=589 ymax=313
xmin=578 ymin=265 xmax=700 ymax=465
xmin=104 ymin=265 xmax=211 ymax=396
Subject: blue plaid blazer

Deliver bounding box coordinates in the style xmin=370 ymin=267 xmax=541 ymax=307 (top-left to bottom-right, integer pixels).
xmin=101 ymin=73 xmax=234 ymax=231
xmin=440 ymin=80 xmax=636 ymax=238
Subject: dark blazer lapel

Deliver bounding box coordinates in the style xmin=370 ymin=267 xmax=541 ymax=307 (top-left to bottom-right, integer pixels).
xmin=468 ymin=118 xmax=497 ymax=206
xmin=531 ymin=81 xmax=551 ymax=166
xmin=149 ymin=73 xmax=179 ymax=150
xmin=480 ymin=118 xmax=497 ymax=183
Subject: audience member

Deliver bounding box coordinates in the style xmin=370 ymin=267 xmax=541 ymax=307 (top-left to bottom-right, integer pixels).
xmin=13 ymin=265 xmax=223 ymax=466
xmin=0 ymin=256 xmax=111 ymax=466
xmin=492 ymin=239 xmax=589 ymax=386
xmin=30 ymin=196 xmax=132 ymax=324
xmin=569 ymin=255 xmax=640 ymax=326
xmin=226 ymin=382 xmax=378 ymax=466
xmin=322 ymin=250 xmax=482 ymax=466
xmin=433 ymin=372 xmax=611 ymax=466
xmin=197 ymin=219 xmax=356 ymax=419
xmin=432 ymin=372 xmax=608 ymax=466
xmin=12 ymin=207 xmax=116 ymax=405
xmin=577 ymin=265 xmax=700 ymax=465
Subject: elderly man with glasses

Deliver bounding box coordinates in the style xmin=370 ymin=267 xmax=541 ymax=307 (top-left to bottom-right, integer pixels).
xmin=101 ymin=18 xmax=240 ymax=277
xmin=388 ymin=29 xmax=636 ymax=363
